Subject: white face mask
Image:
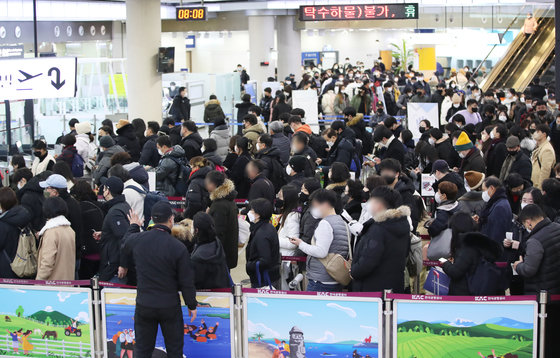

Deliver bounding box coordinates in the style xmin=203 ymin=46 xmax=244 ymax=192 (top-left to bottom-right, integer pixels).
xmin=326 ymin=141 xmax=334 ymax=148
xmin=464 ymin=179 xmax=471 ymax=192
xmin=459 ymin=152 xmax=466 ymax=159
xmin=435 ymin=192 xmax=442 ymax=204
xmin=452 ymin=103 xmax=460 ymax=108
xmin=158 ymin=149 xmax=164 ymax=156
xmin=520 ymin=202 xmax=529 ymax=210
xmin=498 ymin=115 xmax=507 ymax=122
xmin=490 ymin=132 xmax=495 ymax=140
xmin=286 ymin=165 xmax=293 ymax=176
xmin=520 ymin=97 xmax=526 ymax=103
xmin=482 ymin=190 xmax=491 ymax=202
xmin=234 ymin=145 xmax=240 ymax=153
xmin=291 ymin=145 xmax=298 ymax=153
xmin=428 ymin=138 xmax=435 ymax=145
xmin=201 ymin=146 xmax=206 ymax=153
xmin=310 ymin=207 xmax=322 ymax=219
xmin=247 ymin=211 xmax=256 ymax=223
xmin=366 ymin=201 xmax=376 ymax=218
xmin=17 ymin=182 xmax=24 ymax=190
xmin=255 ymin=143 xmax=262 ymax=152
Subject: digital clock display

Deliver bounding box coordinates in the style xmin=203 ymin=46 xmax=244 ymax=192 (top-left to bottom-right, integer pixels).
xmin=176 ymin=7 xmax=207 ymax=21
xmin=299 ymin=4 xmax=419 ymax=21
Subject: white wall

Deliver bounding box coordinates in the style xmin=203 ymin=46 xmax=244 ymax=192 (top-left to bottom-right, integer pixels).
xmin=190 ymin=31 xmax=251 ymax=74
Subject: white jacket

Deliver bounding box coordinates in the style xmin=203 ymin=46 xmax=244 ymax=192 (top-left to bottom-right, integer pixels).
xmin=440 ymin=97 xmax=452 ymax=126
xmin=123 ymin=179 xmax=145 ymax=220
xmin=321 ymin=90 xmax=336 ymax=115
xmin=277 ymin=211 xmax=301 ymax=256
xmin=75 ymin=134 xmax=93 ymax=175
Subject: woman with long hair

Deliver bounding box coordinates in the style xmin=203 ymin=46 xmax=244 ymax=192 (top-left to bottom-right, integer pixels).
xmin=276 ymin=185 xmax=302 ymax=290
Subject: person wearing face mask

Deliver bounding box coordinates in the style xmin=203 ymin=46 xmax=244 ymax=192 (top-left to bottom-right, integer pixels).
xmin=245 ymin=198 xmax=281 ymax=288
xmin=428 ymin=128 xmax=461 ymax=169
xmin=409 ymin=83 xmax=430 ymax=103
xmin=499 ymin=136 xmax=532 ymax=182
xmin=522 ymin=12 xmax=538 ymax=39
xmin=31 ymin=140 xmax=55 ymax=176
xmin=138 ymin=121 xmax=161 ymax=168
xmin=242 ymin=114 xmax=265 ymax=154
xmin=0 ymin=187 xmax=31 ymax=278
xmin=477 ymin=176 xmax=513 ymax=253
xmin=289 ymin=189 xmax=350 ymax=292
xmin=286 ymin=156 xmax=308 ymax=189
xmin=426 ymin=181 xmax=460 ymax=239
xmin=246 ymin=159 xmax=275 ymax=204
xmin=397 ymin=87 xmax=413 ymax=116
xmin=14 ymin=168 xmax=46 ymax=232
xmin=92 ymin=176 xmax=130 ymax=283
xmin=254 ymin=134 xmax=286 ymax=190
xmin=275 ymin=185 xmax=302 ymax=289
xmin=504 ymin=173 xmax=530 ymax=215
xmin=225 ymin=137 xmax=251 ymax=199
xmin=431 ymin=83 xmax=446 ymax=114
xmin=382 ymin=81 xmax=399 ymax=116
xmin=485 ymin=124 xmax=508 ymax=178
xmin=370 ymin=101 xmax=390 ymax=125
xmin=350 ymin=186 xmax=411 ymax=293
xmin=155 ymin=136 xmax=187 ymax=197
xmin=291 ymin=131 xmax=318 ymax=166
xmin=431 ymin=159 xmax=466 ymax=198
xmin=450 ymin=99 xmax=482 ymax=126
xmin=93 ymin=136 xmax=125 ymax=186
xmin=534 ymin=100 xmax=553 ymax=124
xmin=457 ymin=171 xmax=486 ymax=216
xmin=325 ymin=162 xmax=351 ymax=214
xmin=317 ymin=127 xmax=354 ymax=173
xmin=297 ymin=178 xmax=322 ymax=258
xmin=531 ymin=124 xmax=555 ymax=189
xmin=371 ymin=125 xmax=405 ymax=167
xmin=454 ymin=131 xmax=486 ymax=174
xmin=418 ymin=119 xmax=432 ymax=139
xmin=547 ymin=93 xmax=558 ymax=114
xmin=350 ymin=85 xmax=372 ymax=116
xmin=446 ymin=93 xmax=466 ymax=122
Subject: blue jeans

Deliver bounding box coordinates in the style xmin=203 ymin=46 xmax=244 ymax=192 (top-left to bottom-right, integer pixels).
xmin=307 ymin=280 xmax=342 ymax=292
xmin=109 ymin=275 xmax=128 ymax=285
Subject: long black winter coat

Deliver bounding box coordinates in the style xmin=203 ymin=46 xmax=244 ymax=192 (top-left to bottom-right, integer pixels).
xmin=246 ymin=220 xmax=281 ymax=288
xmin=324 ymin=137 xmax=354 ymax=169
xmin=138 ymin=134 xmax=161 ymax=168
xmin=442 ymin=232 xmax=502 ymax=295
xmin=17 ymin=176 xmax=45 ymax=232
xmin=59 ymin=190 xmax=83 ymax=259
xmin=486 ymin=138 xmax=508 ymax=178
xmin=208 ymin=179 xmax=239 ymax=269
xmin=99 ymin=195 xmax=131 ymax=281
xmin=181 ymin=132 xmax=203 ymax=161
xmin=226 ymin=152 xmax=251 ymax=199
xmin=248 ymin=175 xmax=275 ymax=204
xmin=116 ymin=123 xmax=141 ymax=162
xmin=184 ymin=166 xmax=212 ymax=219
xmin=0 ymin=206 xmax=31 ymax=278
xmin=351 ymin=206 xmax=411 ymax=293
xmin=191 ymin=239 xmax=231 ymax=289
xmin=170 ymin=95 xmax=191 ymax=122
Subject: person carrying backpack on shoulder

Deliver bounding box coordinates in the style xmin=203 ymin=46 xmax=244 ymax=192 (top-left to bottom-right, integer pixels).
xmin=155 ymin=136 xmax=190 ymax=197
xmin=0 ymin=188 xmax=32 ymax=278
xmin=57 ymin=134 xmax=84 ymax=177
xmin=255 ymin=134 xmax=286 ymax=192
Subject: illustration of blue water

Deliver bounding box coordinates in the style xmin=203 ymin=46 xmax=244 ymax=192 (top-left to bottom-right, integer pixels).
xmin=261 ymin=340 xmax=378 ymax=358
xmin=105 ymin=304 xmax=231 ymax=357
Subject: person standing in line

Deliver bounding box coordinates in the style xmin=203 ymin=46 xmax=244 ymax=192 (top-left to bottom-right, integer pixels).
xmin=119 ymin=201 xmax=197 ymax=358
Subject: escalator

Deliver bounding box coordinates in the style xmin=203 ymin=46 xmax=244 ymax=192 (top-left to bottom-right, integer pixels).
xmin=480 ymin=12 xmax=555 ymax=92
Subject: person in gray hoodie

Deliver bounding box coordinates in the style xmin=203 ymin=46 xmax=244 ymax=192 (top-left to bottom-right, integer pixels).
xmin=93 ymin=136 xmax=125 ymax=185
xmin=156 ymin=136 xmax=187 ymax=196
xmin=209 ymin=117 xmax=230 ymax=161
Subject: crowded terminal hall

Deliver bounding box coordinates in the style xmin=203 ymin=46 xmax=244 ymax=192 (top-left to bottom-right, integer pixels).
xmin=1 ymin=1 xmax=559 ymax=357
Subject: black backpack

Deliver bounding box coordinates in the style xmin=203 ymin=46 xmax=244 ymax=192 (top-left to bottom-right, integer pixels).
xmin=268 ymin=157 xmax=287 ymax=193
xmin=125 ymin=186 xmax=169 ymax=228
xmin=467 ymin=257 xmax=503 ymax=296
xmin=168 ymin=156 xmax=191 ymax=196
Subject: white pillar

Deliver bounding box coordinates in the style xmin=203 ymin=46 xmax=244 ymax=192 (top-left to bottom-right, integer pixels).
xmin=277 ymin=15 xmax=301 ymax=83
xmin=248 ymin=16 xmax=275 ymax=91
xmin=125 ymin=0 xmax=162 ymax=123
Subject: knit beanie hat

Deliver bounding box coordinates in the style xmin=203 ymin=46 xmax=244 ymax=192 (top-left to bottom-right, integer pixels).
xmin=99 ymin=135 xmax=115 ymax=149
xmin=464 ymin=171 xmax=485 ymax=190
xmin=454 ymin=131 xmax=474 ymax=152
xmin=288 ymin=155 xmax=308 ymax=173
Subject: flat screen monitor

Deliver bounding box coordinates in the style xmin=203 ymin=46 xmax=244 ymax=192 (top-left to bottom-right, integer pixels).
xmin=158 ymin=47 xmax=175 ymax=73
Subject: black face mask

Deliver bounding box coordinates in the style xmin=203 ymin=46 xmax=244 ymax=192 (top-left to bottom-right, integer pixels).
xmin=377 ymin=108 xmax=384 ymax=114
xmin=508 ymin=150 xmax=518 ymax=156
xmin=529 ymin=129 xmax=536 ymax=134
xmin=416 ymin=91 xmax=423 ymax=96
xmin=274 ymin=198 xmax=284 ymax=209
xmin=419 ymin=127 xmax=426 ymax=134
xmin=299 ymin=192 xmax=309 ymax=203
xmin=537 ymin=110 xmax=547 ymax=116
xmin=471 ymin=107 xmax=479 ymax=113
xmin=383 ymin=175 xmax=396 ymax=185
xmin=33 ymin=151 xmax=42 ymax=158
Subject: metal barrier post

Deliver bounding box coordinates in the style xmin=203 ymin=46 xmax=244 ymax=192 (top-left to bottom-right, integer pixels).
xmin=91 ymin=277 xmax=103 ymax=358
xmin=383 ymin=289 xmax=393 ymax=358
xmin=539 ymin=290 xmax=548 ymax=358
xmin=233 ymin=283 xmax=244 ymax=358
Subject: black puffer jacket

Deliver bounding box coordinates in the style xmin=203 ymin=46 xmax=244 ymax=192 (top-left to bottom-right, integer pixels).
xmin=99 ymin=195 xmax=131 ymax=281
xmin=324 ymin=137 xmax=354 ymax=169
xmin=433 ymin=172 xmax=466 ymax=197
xmin=459 ymin=148 xmax=486 ymax=174
xmin=17 ymin=176 xmax=45 ymax=232
xmin=246 ymin=220 xmax=281 ymax=288
xmin=59 ymin=190 xmax=83 ymax=259
xmin=184 ymin=166 xmax=211 ymax=219
xmin=226 ymin=152 xmax=251 ymax=199
xmin=255 ymin=146 xmax=283 ymax=180
xmin=78 ymin=200 xmax=104 ymax=256
xmin=0 ymin=206 xmax=31 ymax=278
xmin=208 ymin=179 xmax=239 ymax=269
xmin=442 ymin=232 xmax=502 ymax=295
xmin=138 ymin=134 xmax=160 ymax=168
xmin=191 ymin=239 xmax=231 ymax=289
xmin=351 ymin=206 xmax=411 ymax=293
xmin=395 ymin=176 xmax=420 ymax=229
xmin=116 ymin=123 xmax=142 ymax=162
xmin=181 ymin=132 xmax=203 ymax=161
xmin=516 ymin=218 xmax=560 ymax=294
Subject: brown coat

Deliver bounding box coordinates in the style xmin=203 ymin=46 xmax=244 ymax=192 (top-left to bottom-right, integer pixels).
xmin=531 ymin=140 xmax=555 ymax=189
xmin=523 ymin=17 xmax=538 ymax=34
xmin=36 ymin=216 xmax=76 ymax=280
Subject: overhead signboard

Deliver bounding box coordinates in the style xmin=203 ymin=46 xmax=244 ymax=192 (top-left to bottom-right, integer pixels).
xmin=176 ymin=6 xmax=208 ymax=21
xmin=0 ymin=45 xmax=24 ymax=59
xmin=299 ymin=3 xmax=419 ymax=21
xmin=0 ymin=57 xmax=77 ymax=100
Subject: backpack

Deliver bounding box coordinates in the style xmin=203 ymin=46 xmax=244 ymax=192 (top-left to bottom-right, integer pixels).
xmin=10 ymin=227 xmax=38 ymax=278
xmin=268 ymin=157 xmax=287 ymax=192
xmin=168 ymin=156 xmax=191 ymax=196
xmin=467 ymin=257 xmax=503 ymax=296
xmin=71 ymin=154 xmax=84 ymax=178
xmin=406 ymin=233 xmax=423 ymax=278
xmin=125 ymin=186 xmax=169 ymax=229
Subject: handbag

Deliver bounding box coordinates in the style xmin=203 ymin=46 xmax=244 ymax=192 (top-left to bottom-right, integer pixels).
xmin=427 ymin=228 xmax=452 ymax=260
xmin=315 ymin=222 xmax=353 ymax=286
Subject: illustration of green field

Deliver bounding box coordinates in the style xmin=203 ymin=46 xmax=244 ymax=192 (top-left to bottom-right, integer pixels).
xmin=397 ymin=321 xmax=533 ymax=358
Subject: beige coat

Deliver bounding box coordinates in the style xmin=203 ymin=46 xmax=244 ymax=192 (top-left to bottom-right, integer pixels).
xmin=531 ymin=140 xmax=555 ymax=189
xmin=242 ymin=123 xmax=264 ymax=154
xmin=523 ymin=17 xmax=538 ymax=34
xmin=36 ymin=216 xmax=76 ymax=280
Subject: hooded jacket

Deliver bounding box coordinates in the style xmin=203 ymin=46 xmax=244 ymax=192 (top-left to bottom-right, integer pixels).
xmin=17 ymin=176 xmax=46 ymax=232
xmin=203 ymin=99 xmax=226 ymax=124
xmin=93 ymin=144 xmax=125 ymax=185
xmin=428 ymin=201 xmax=460 ymax=238
xmin=255 ymin=146 xmax=283 ymax=180
xmin=203 ymin=151 xmax=224 ymax=168
xmin=210 ymin=124 xmax=231 ymax=161
xmin=36 ymin=215 xmax=76 ymax=281
xmin=442 ymin=232 xmax=502 ymax=295
xmin=99 ymin=195 xmax=131 ymax=281
xmin=116 ymin=123 xmax=142 ymax=162
xmin=0 ymin=206 xmax=31 ymax=278
xmin=457 ymin=191 xmax=485 ymax=216
xmin=156 ymin=145 xmax=186 ymax=197
xmin=351 ymin=206 xmax=411 ymax=293
xmin=243 ymin=124 xmax=265 ymax=153
xmin=138 ymin=134 xmax=161 ymax=168
xmin=123 ymin=162 xmax=149 ymax=190
xmin=208 ymin=179 xmax=239 ymax=269
xmin=181 ymin=132 xmax=203 ymax=161
xmin=170 ymin=95 xmax=191 ymax=122
xmin=348 ymin=114 xmax=374 ymax=155
xmin=394 ymin=176 xmax=420 ymax=229
xmin=226 ymin=152 xmax=251 ymax=199
xmin=191 ymin=239 xmax=231 ymax=289
xmin=184 ymin=166 xmax=212 ymax=219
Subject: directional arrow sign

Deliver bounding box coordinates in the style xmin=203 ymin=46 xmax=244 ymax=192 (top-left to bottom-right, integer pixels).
xmin=0 ymin=57 xmax=77 ymax=100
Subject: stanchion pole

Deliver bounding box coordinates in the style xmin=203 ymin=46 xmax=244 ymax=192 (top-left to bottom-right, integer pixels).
xmin=233 ymin=283 xmax=244 ymax=358
xmin=383 ymin=289 xmax=393 ymax=358
xmin=91 ymin=277 xmax=103 ymax=358
xmin=539 ymin=290 xmax=548 ymax=358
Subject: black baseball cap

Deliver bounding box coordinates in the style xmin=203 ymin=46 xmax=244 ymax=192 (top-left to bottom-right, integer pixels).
xmin=151 ymin=201 xmax=173 ymax=223
xmin=100 ymin=177 xmax=124 ymax=195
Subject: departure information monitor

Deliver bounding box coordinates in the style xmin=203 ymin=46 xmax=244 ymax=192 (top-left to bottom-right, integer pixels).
xmin=176 ymin=7 xmax=207 ymax=21
xmin=299 ymin=4 xmax=419 ymax=21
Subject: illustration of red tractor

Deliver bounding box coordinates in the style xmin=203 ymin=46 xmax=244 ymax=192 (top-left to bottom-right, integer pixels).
xmin=64 ymin=325 xmax=82 ymax=337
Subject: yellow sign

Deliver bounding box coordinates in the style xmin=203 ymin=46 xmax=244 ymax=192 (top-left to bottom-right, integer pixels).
xmin=416 ymin=47 xmax=436 ymax=71
xmin=108 ymin=74 xmax=127 ymax=97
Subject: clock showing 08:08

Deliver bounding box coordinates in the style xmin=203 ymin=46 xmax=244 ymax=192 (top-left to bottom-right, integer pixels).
xmin=176 ymin=7 xmax=207 ymax=21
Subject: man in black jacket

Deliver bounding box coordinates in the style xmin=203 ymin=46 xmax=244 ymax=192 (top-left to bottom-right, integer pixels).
xmin=499 ymin=136 xmax=532 ymax=183
xmin=94 ymin=177 xmax=130 ymax=282
xmin=372 ymin=125 xmax=405 ymax=166
xmin=14 ymin=169 xmax=45 ymax=232
xmin=169 ymin=86 xmax=191 ymax=121
xmin=431 ymin=160 xmax=466 ymax=197
xmin=119 ymin=201 xmax=197 ymax=358
xmin=255 ymin=134 xmax=285 ymax=182
xmin=180 ymin=120 xmax=203 ymax=161
xmin=163 ymin=118 xmax=182 ymax=146
xmin=138 ymin=121 xmax=161 ymax=168
xmin=259 ymin=87 xmax=273 ymax=121
xmin=246 ymin=159 xmax=275 ymax=204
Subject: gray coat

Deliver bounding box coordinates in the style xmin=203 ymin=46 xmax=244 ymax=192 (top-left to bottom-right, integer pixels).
xmin=210 ymin=124 xmax=230 ymax=161
xmin=93 ymin=145 xmax=125 ymax=185
xmin=156 ymin=145 xmax=186 ymax=196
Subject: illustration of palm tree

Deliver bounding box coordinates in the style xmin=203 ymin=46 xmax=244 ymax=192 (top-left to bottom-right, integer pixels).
xmin=255 ymin=332 xmax=264 ymax=341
